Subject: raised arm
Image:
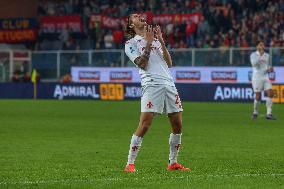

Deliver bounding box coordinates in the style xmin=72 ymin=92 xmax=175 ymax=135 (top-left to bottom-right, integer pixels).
xmin=135 ymin=25 xmax=155 ymax=70
xmin=125 ymin=25 xmax=154 ymax=70
xmin=154 ymin=25 xmax=172 ymax=67
xmin=134 ymin=42 xmax=152 ymax=70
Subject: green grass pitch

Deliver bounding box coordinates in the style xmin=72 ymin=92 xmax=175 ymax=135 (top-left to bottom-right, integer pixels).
xmin=0 ymin=100 xmax=283 ymax=188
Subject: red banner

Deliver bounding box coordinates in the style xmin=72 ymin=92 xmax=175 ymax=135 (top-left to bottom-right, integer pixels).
xmin=40 ymin=15 xmax=83 ymax=33
xmin=90 ymin=12 xmax=153 ymax=29
xmin=101 ymin=16 xmax=122 ymax=28
xmin=90 ymin=12 xmax=201 ymax=29
xmin=153 ymin=13 xmax=202 ymax=24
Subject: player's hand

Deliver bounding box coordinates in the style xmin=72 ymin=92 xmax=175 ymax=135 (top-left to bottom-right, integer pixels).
xmin=145 ymin=25 xmax=154 ymax=44
xmin=154 ymin=25 xmax=163 ymax=40
xmin=268 ymin=67 xmax=274 ymax=72
xmin=259 ymin=56 xmax=265 ymax=63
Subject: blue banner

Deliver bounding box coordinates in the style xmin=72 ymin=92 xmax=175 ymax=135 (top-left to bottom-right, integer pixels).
xmin=0 ymin=82 xmax=262 ymax=102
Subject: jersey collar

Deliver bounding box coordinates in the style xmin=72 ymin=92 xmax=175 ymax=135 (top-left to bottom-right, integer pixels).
xmin=134 ymin=35 xmax=144 ymax=41
xmin=256 ymin=50 xmax=266 ymax=56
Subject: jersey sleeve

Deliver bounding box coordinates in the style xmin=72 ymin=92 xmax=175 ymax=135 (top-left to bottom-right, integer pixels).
xmin=157 ymin=40 xmax=164 ymax=55
xmin=125 ymin=40 xmax=140 ymax=64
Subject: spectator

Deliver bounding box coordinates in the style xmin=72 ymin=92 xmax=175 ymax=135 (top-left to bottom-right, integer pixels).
xmin=104 ymin=30 xmax=114 ymax=48
xmin=11 ymin=70 xmax=21 ymax=82
xmin=59 ymin=28 xmax=69 ymax=43
xmin=63 ymin=38 xmax=76 ymax=50
xmin=61 ymin=74 xmax=72 ymax=83
xmin=36 ymin=0 xmax=284 ymax=49
xmin=185 ymin=20 xmax=197 ymax=47
xmin=197 ymin=16 xmax=210 ymax=39
xmin=112 ymin=26 xmax=123 ymax=49
xmin=22 ymin=72 xmax=31 ymax=83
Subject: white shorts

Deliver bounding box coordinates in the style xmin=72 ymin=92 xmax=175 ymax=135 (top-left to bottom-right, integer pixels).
xmin=252 ymin=79 xmax=272 ymax=92
xmin=141 ymin=85 xmax=183 ymax=114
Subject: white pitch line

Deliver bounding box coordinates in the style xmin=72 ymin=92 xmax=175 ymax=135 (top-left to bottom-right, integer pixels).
xmin=0 ymin=173 xmax=283 ymax=185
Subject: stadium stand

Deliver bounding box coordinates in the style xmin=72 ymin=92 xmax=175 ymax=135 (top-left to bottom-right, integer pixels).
xmin=35 ymin=0 xmax=284 ymax=50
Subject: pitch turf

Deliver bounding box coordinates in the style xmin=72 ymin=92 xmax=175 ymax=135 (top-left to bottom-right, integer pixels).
xmin=0 ymin=100 xmax=283 ymax=189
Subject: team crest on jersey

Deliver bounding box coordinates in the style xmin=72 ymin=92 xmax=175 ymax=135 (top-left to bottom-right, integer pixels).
xmin=147 ymin=101 xmax=153 ymax=108
xmin=175 ymin=94 xmax=182 ymax=108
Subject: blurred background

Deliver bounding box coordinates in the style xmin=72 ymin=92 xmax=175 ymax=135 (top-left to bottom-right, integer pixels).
xmin=0 ymin=0 xmax=283 ymax=102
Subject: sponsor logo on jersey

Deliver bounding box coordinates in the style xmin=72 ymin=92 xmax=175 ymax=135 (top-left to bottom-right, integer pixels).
xmin=110 ymin=71 xmax=132 ymax=81
xmin=211 ymin=71 xmax=237 ymax=82
xmin=78 ymin=71 xmax=100 ymax=81
xmin=176 ymin=71 xmax=201 ymax=81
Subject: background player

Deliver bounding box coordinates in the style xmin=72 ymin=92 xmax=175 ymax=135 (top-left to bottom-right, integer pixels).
xmin=123 ymin=13 xmax=190 ymax=172
xmin=250 ymin=41 xmax=276 ymax=120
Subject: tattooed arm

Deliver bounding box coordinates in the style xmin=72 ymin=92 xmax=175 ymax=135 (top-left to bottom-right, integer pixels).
xmin=134 ymin=25 xmax=154 ymax=70
xmin=134 ymin=43 xmax=151 ymax=70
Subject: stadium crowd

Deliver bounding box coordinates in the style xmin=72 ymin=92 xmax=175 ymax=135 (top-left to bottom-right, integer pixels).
xmin=36 ymin=0 xmax=284 ymax=50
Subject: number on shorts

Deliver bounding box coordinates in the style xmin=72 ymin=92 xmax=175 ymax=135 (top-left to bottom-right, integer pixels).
xmin=175 ymin=94 xmax=182 ymax=108
xmin=175 ymin=94 xmax=180 ymax=105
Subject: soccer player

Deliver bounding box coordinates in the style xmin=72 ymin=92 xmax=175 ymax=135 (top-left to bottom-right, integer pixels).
xmin=250 ymin=41 xmax=276 ymax=120
xmin=123 ymin=14 xmax=190 ymax=172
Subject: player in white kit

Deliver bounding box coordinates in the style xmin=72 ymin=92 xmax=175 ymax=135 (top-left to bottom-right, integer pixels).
xmin=123 ymin=14 xmax=189 ymax=172
xmin=250 ymin=41 xmax=276 ymax=120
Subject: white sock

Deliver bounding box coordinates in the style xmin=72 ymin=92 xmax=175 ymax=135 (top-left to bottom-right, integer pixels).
xmin=253 ymin=99 xmax=260 ymax=114
xmin=169 ymin=133 xmax=182 ymax=165
xmin=127 ymin=134 xmax=143 ymax=165
xmin=266 ymin=98 xmax=273 ymax=115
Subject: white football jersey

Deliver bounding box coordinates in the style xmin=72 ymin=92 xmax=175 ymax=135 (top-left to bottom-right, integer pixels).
xmin=125 ymin=35 xmax=174 ymax=86
xmin=250 ymin=51 xmax=270 ymax=80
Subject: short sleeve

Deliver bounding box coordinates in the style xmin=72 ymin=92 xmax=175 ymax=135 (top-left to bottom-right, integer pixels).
xmin=125 ymin=40 xmax=140 ymax=63
xmin=157 ymin=40 xmax=163 ymax=55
